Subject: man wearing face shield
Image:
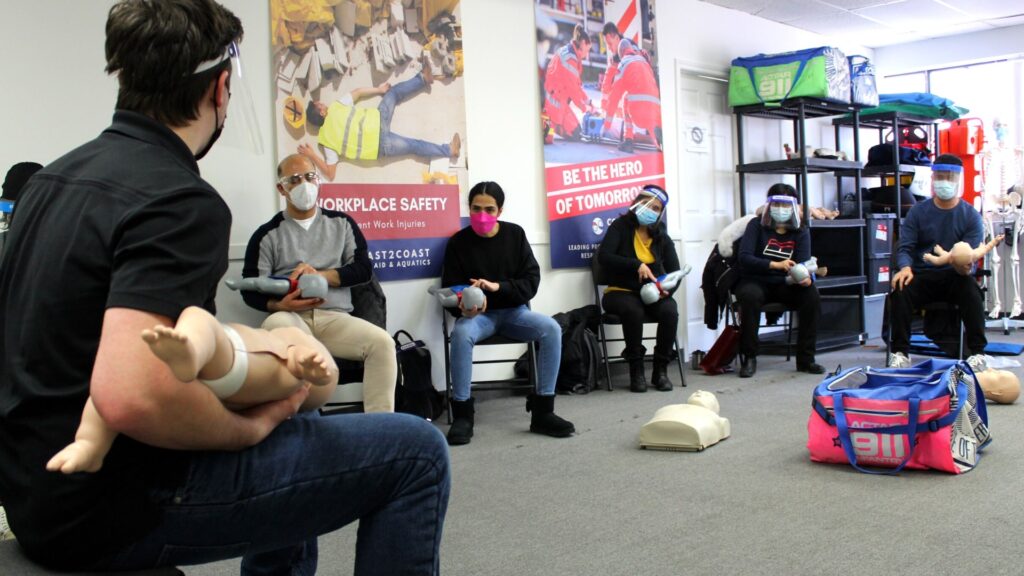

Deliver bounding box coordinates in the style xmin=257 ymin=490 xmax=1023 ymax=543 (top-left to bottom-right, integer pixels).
xmin=597 ymin=185 xmax=682 ymax=392
xmin=0 ymin=1 xmax=449 ymax=573
xmin=889 ymin=154 xmax=987 ymax=369
xmin=241 ymin=153 xmax=398 ymax=414
xmin=735 ymin=183 xmax=823 ymax=378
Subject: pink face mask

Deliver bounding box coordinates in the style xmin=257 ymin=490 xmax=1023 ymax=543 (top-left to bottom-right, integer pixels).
xmin=470 ymin=212 xmax=498 ymax=235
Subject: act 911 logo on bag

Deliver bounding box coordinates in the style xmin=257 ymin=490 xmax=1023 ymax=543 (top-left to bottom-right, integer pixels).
xmin=849 ymin=431 xmax=907 ymax=465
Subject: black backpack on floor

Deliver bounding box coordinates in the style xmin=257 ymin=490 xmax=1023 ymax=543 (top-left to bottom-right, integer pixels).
xmin=393 ymin=330 xmax=446 ymax=420
xmin=554 ymin=305 xmax=603 ymax=394
xmin=516 ymin=305 xmax=603 ymax=394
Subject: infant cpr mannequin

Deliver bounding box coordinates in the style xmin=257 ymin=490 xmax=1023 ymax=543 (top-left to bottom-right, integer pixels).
xmin=975 ymin=368 xmax=1021 ymax=404
xmin=639 ymin=264 xmax=693 ymax=305
xmin=786 ymin=257 xmax=818 ymax=285
xmin=225 ymin=274 xmax=329 ymax=299
xmin=429 ymin=285 xmax=485 ymax=309
xmin=639 ymin=390 xmax=730 ymax=451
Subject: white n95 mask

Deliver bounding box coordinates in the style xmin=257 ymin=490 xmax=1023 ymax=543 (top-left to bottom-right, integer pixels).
xmin=289 ymin=181 xmax=319 ymax=211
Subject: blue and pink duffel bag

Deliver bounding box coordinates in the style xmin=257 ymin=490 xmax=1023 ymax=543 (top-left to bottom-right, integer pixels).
xmin=808 ymin=359 xmax=990 ymax=474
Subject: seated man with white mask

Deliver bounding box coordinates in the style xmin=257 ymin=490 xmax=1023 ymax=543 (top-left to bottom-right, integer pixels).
xmin=889 ymin=154 xmax=988 ymax=369
xmin=241 ymin=154 xmax=397 ymax=412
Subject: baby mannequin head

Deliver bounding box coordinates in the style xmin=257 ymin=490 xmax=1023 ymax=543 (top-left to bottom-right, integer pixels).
xmin=976 ymin=369 xmax=1020 ymax=404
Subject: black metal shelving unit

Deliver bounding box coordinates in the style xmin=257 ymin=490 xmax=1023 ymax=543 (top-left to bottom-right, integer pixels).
xmin=832 ymin=111 xmax=942 ymax=223
xmin=734 ymin=97 xmax=868 ymax=350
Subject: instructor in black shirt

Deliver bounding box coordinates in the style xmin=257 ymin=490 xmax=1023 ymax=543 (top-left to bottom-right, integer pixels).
xmin=0 ymin=1 xmax=449 ymax=573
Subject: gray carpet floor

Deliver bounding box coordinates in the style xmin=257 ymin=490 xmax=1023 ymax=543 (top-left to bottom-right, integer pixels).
xmin=189 ymin=336 xmax=1024 ymax=575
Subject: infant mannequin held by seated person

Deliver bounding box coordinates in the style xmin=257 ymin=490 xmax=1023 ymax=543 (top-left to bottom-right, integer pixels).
xmin=47 ymin=306 xmax=338 ymax=474
xmin=922 ymin=234 xmax=1004 ymax=276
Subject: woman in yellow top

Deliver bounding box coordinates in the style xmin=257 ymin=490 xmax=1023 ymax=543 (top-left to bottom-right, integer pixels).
xmin=597 ymin=185 xmax=681 ymax=392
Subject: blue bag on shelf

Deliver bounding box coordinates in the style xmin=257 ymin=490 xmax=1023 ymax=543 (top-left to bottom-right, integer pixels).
xmin=848 ymin=55 xmax=878 ymax=107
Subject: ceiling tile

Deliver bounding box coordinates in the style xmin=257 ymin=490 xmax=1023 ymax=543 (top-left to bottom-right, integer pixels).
xmin=987 ymin=14 xmax=1024 ymax=26
xmin=699 ymin=0 xmax=1024 ymax=47
xmin=759 ymin=0 xmax=842 ymax=22
xmin=939 ymin=0 xmax=1024 ymax=19
xmin=818 ymin=0 xmax=905 ymax=10
xmin=697 ymin=0 xmax=770 ymax=11
xmin=786 ymin=11 xmax=890 ymax=36
xmin=854 ymin=0 xmax=971 ymax=29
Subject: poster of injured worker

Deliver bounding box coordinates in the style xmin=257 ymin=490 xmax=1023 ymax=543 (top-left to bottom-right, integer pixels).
xmin=270 ymin=0 xmax=466 ymax=280
xmin=536 ymin=0 xmax=665 ymax=268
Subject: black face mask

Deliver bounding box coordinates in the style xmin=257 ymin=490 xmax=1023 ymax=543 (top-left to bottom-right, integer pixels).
xmin=195 ymin=87 xmax=225 ymax=161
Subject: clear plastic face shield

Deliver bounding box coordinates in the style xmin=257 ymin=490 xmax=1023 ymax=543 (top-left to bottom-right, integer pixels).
xmin=632 ymin=185 xmax=668 ymax=226
xmin=761 ymin=195 xmax=801 ymax=229
xmin=931 ymin=164 xmax=962 ymax=201
xmin=193 ymin=41 xmax=264 ymax=155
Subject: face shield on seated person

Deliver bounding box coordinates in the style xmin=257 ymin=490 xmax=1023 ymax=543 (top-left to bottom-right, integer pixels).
xmin=931 ymin=163 xmax=963 ymax=201
xmin=760 ymin=195 xmax=800 ymax=230
xmin=631 ymin=185 xmax=669 ymax=227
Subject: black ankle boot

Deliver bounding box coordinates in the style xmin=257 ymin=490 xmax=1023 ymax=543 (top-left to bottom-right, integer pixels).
xmin=651 ymin=361 xmax=673 ymax=391
xmin=628 ymin=360 xmax=647 ymax=392
xmin=526 ymin=394 xmax=575 ymax=438
xmin=739 ymin=355 xmax=756 ymax=378
xmin=447 ymin=398 xmax=475 ymax=446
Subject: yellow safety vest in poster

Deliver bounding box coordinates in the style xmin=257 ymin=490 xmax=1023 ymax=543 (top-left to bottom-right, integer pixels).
xmin=318 ymin=101 xmax=381 ymax=161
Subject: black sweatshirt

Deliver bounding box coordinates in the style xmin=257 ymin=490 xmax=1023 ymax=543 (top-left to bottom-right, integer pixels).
xmin=738 ymin=217 xmax=811 ymax=285
xmin=441 ymin=222 xmax=540 ymax=310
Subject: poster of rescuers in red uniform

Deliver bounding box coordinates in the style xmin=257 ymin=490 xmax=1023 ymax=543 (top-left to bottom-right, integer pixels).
xmin=535 ymin=0 xmax=665 ymax=268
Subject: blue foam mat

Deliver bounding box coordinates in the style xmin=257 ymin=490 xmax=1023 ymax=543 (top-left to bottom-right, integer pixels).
xmin=908 ymin=334 xmax=1024 ymax=356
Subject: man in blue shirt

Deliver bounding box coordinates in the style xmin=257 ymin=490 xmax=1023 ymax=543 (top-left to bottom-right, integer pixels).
xmin=889 ymin=154 xmax=987 ymax=368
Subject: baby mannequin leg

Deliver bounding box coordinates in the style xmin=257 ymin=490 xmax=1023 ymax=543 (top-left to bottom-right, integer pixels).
xmin=49 ymin=309 xmax=341 ymax=475
xmin=225 ymin=323 xmax=339 ymax=410
xmin=142 ymin=306 xmax=337 ymax=408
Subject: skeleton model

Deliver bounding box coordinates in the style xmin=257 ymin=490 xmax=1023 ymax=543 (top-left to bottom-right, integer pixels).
xmin=982 ymin=118 xmax=1024 ymax=320
xmin=984 ymin=192 xmax=1023 ymax=319
xmin=982 ymin=118 xmax=1023 ymax=211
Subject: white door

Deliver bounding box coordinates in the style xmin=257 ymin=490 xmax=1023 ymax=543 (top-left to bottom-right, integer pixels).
xmin=677 ymin=69 xmax=736 ymax=354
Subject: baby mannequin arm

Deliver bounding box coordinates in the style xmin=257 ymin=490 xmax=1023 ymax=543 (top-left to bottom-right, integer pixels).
xmin=971 ymin=234 xmax=1004 ymax=260
xmin=46 ymin=397 xmax=117 ymax=474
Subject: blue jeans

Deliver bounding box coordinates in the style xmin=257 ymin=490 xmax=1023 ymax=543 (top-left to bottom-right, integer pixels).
xmin=450 ymin=305 xmax=561 ymax=401
xmin=379 ymin=73 xmax=451 ymax=159
xmin=104 ymin=412 xmax=450 ymax=576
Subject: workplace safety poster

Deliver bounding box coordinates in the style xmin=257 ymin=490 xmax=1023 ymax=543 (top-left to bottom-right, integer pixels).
xmin=270 ymin=0 xmax=467 ymax=280
xmin=536 ymin=0 xmax=665 ymax=268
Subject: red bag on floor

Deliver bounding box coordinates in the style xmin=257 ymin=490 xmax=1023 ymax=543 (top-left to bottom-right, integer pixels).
xmin=700 ymin=324 xmax=739 ymax=375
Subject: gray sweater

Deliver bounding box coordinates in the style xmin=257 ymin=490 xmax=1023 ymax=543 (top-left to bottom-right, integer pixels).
xmin=241 ymin=208 xmax=372 ymax=313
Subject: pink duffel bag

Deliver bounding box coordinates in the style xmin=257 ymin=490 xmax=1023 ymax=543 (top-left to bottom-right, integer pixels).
xmin=807 ymin=358 xmax=990 ymax=474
